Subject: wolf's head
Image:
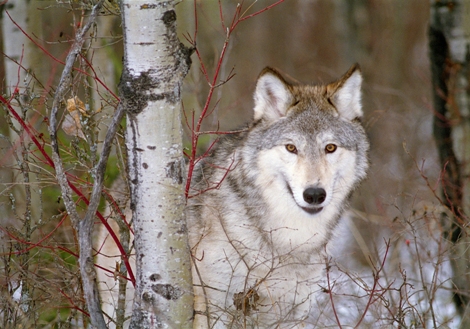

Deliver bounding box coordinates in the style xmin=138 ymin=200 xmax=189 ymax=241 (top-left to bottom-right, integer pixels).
xmin=245 ymin=65 xmax=369 ymax=250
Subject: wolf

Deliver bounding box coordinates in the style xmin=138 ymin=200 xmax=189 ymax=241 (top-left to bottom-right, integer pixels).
xmin=97 ymin=65 xmax=368 ymax=329
xmin=188 ymin=64 xmax=369 ymax=328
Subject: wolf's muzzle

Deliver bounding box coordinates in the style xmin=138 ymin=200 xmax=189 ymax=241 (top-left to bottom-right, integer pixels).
xmin=286 ymin=184 xmax=325 ymax=215
xmin=299 ymin=187 xmax=325 ymax=214
xmin=303 ymin=187 xmax=326 ymax=205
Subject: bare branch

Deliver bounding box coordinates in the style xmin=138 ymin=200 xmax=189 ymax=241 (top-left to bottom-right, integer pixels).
xmin=46 ymin=1 xmax=109 ymax=328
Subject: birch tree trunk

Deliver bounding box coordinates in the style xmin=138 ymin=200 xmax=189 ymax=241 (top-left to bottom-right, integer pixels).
xmin=119 ymin=1 xmax=194 ymax=328
xmin=429 ymin=1 xmax=470 ymax=327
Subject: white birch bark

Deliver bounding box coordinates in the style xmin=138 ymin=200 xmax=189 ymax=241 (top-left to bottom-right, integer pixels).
xmin=3 ymin=0 xmax=29 ymax=99
xmin=2 ymin=0 xmax=42 ymax=218
xmin=2 ymin=0 xmax=44 ymax=122
xmin=119 ymin=1 xmax=193 ymax=328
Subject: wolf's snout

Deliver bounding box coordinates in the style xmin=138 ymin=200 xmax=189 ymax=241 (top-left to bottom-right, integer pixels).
xmin=303 ymin=187 xmax=326 ymax=205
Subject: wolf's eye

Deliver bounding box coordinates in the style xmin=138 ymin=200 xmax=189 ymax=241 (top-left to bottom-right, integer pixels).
xmin=325 ymin=144 xmax=337 ymax=153
xmin=285 ymin=144 xmax=298 ymax=154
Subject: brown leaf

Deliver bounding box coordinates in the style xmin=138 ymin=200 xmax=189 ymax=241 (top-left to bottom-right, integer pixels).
xmin=62 ymin=96 xmax=87 ymax=139
xmin=62 ymin=113 xmax=86 ymax=139
xmin=66 ymin=96 xmax=88 ymax=116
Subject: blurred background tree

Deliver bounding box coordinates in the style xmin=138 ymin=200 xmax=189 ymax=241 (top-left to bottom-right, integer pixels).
xmin=429 ymin=0 xmax=470 ymax=326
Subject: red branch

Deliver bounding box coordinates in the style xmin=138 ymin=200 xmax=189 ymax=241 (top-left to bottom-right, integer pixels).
xmin=0 ymin=212 xmax=68 ymax=256
xmin=5 ymin=11 xmax=120 ymax=102
xmin=0 ymin=95 xmax=135 ymax=286
xmin=325 ymin=260 xmax=342 ymax=329
xmin=354 ymin=240 xmax=391 ymax=329
xmin=184 ymin=0 xmax=285 ymax=198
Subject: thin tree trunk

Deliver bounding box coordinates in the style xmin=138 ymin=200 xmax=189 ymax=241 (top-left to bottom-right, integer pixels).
xmin=429 ymin=1 xmax=470 ymax=327
xmin=119 ymin=1 xmax=194 ymax=328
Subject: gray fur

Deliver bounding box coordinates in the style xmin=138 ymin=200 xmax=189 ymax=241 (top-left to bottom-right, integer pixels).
xmin=188 ymin=65 xmax=369 ymax=328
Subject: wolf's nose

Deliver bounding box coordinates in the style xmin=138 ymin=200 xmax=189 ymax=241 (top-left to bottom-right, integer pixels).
xmin=303 ymin=187 xmax=326 ymax=205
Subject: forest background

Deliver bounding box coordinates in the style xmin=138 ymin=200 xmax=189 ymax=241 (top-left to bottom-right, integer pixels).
xmin=0 ymin=1 xmax=468 ymax=328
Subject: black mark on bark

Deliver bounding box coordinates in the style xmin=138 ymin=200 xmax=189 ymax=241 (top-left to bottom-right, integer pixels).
xmin=119 ymin=69 xmax=179 ymax=115
xmin=152 ymin=284 xmax=182 ymax=300
xmin=165 ymin=159 xmax=184 ymax=185
xmin=162 ymin=10 xmax=176 ymax=28
xmin=150 ymin=273 xmax=161 ymax=281
xmin=142 ymin=291 xmax=153 ymax=302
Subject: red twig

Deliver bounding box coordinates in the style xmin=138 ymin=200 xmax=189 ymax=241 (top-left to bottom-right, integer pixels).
xmin=102 ymin=189 xmax=134 ymax=235
xmin=5 ymin=11 xmax=65 ymax=66
xmin=184 ymin=1 xmax=285 ymax=198
xmin=0 ymin=95 xmax=135 ymax=286
xmin=325 ymin=260 xmax=342 ymax=329
xmin=69 ymin=183 xmax=136 ymax=286
xmin=8 ymin=44 xmax=24 ymax=99
xmin=80 ymin=53 xmax=120 ymax=101
xmin=28 ymin=269 xmax=90 ymax=317
xmin=5 ymin=11 xmax=119 ymax=103
xmin=404 ymin=142 xmax=467 ymax=223
xmin=188 ymin=154 xmax=237 ymax=198
xmin=0 ymin=95 xmax=54 ymax=167
xmin=354 ymin=240 xmax=391 ymax=329
xmin=0 ymin=212 xmax=68 ymax=256
xmin=237 ymin=0 xmax=286 ymax=24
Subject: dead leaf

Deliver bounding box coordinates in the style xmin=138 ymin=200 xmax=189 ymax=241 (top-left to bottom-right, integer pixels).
xmin=66 ymin=96 xmax=88 ymax=116
xmin=233 ymin=286 xmax=260 ymax=315
xmin=61 ymin=97 xmax=87 ymax=139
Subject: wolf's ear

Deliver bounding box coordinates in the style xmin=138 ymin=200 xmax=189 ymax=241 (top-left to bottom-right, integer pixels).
xmin=253 ymin=67 xmax=293 ymax=122
xmin=327 ymin=64 xmax=363 ymax=121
